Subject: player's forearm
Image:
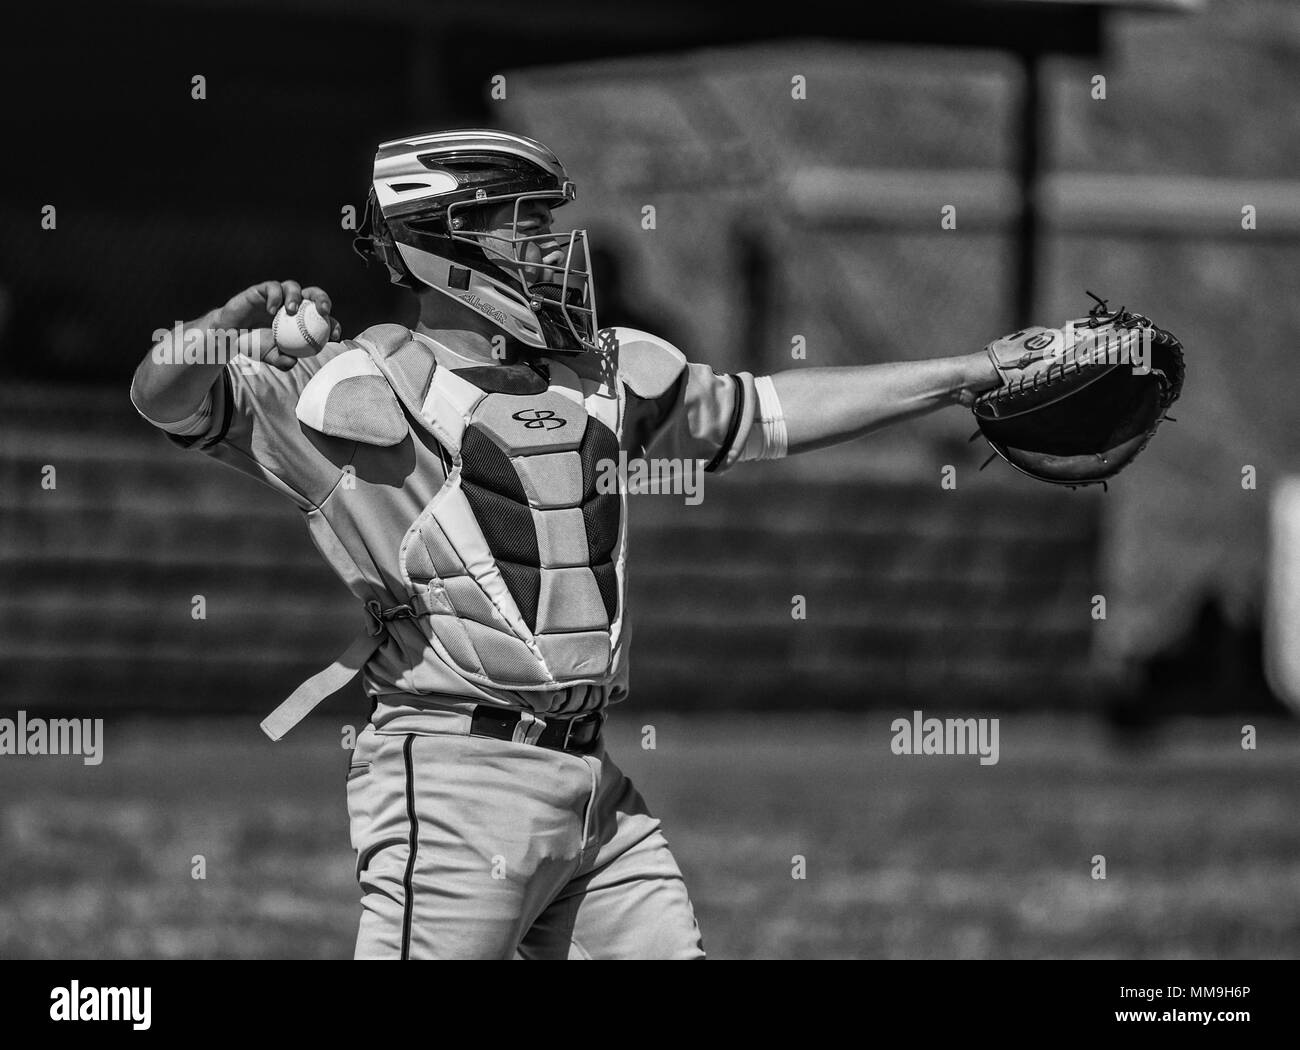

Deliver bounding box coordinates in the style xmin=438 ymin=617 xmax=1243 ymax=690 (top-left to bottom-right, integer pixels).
xmin=772 ymin=352 xmax=999 ymax=455
xmin=130 ymin=307 xmax=229 ymax=424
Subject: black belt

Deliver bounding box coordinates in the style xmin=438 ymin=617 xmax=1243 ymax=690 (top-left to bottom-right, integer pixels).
xmin=469 ymin=706 xmax=604 ymax=753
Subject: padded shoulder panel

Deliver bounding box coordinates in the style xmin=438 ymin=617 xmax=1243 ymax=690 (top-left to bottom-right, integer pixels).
xmin=354 ymin=323 xmax=415 ymax=358
xmin=296 ymin=345 xmax=408 ymax=446
xmin=611 ymin=327 xmax=688 ymax=400
xmin=352 ymin=325 xmax=443 ymax=432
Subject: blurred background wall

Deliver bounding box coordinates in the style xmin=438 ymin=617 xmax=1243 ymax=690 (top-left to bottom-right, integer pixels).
xmin=0 ymin=0 xmax=1294 ymax=717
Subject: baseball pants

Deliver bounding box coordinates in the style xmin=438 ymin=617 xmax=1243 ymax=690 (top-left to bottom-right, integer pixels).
xmin=345 ymin=721 xmax=706 ymax=959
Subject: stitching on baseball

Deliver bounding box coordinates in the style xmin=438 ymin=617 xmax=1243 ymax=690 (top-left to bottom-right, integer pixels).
xmin=297 ymin=305 xmax=324 ymax=350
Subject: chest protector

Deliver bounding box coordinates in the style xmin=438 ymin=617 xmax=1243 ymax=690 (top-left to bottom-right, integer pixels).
xmin=300 ymin=324 xmax=628 ymax=694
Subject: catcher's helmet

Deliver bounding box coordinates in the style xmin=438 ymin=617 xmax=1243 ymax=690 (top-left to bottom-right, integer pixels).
xmin=354 ymin=129 xmax=598 ymax=353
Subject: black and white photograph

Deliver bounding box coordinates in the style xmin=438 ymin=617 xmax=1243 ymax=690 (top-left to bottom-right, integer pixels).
xmin=0 ymin=0 xmax=1295 ymax=1027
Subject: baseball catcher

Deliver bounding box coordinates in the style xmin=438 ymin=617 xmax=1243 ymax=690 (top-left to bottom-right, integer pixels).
xmin=130 ymin=130 xmax=1183 ymax=959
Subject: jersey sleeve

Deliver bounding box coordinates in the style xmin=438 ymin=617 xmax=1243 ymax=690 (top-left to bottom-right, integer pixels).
xmin=616 ymin=328 xmax=759 ymax=474
xmin=130 ymin=343 xmax=353 ymax=510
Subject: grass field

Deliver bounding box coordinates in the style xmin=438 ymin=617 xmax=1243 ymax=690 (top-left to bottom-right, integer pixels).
xmin=0 ymin=712 xmax=1297 ymax=960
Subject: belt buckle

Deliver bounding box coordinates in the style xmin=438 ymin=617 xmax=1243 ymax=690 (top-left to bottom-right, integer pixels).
xmin=562 ymin=711 xmax=602 ymax=751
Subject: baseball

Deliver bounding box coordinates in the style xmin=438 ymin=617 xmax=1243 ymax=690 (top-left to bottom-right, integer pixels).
xmin=271 ymin=300 xmax=332 ymax=358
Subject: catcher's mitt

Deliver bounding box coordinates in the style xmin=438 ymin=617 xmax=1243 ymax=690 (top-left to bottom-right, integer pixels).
xmin=972 ymin=293 xmax=1184 ymax=487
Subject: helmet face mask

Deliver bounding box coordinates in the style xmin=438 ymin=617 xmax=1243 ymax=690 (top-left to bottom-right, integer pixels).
xmin=447 ymin=186 xmax=597 ymax=352
xmin=354 ymin=130 xmax=599 ymax=354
